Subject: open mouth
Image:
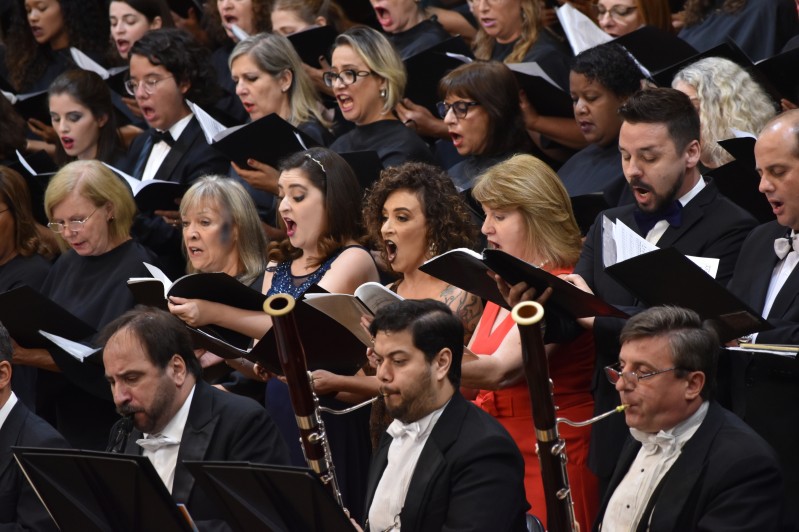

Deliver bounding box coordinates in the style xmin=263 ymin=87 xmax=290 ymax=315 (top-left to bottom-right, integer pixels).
xmin=223 ymin=15 xmax=239 ymax=25
xmin=284 ymin=217 xmax=297 ymax=236
xmin=116 ymin=39 xmax=130 ymax=54
xmin=61 ymin=137 xmax=74 ymax=150
xmin=188 ymin=246 xmax=203 ymax=257
xmin=373 ymin=6 xmax=393 ymax=27
xmin=385 ymin=239 xmax=397 ymax=262
xmin=769 ymin=199 xmax=784 ymax=215
xmin=336 ymin=94 xmax=354 ymax=113
xmin=140 ymin=105 xmax=156 ymax=122
xmin=449 ymin=132 xmax=463 ymax=148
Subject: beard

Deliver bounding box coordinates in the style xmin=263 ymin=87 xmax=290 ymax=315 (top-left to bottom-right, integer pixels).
xmin=382 ymin=368 xmax=436 ymax=424
xmin=629 ymin=169 xmax=685 ymax=214
xmin=118 ymin=380 xmax=177 ymax=434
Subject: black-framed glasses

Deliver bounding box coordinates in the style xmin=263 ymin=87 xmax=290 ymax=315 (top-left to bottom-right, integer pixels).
xmin=48 ymin=208 xmax=98 ymax=233
xmin=604 ymin=363 xmax=681 ymax=386
xmin=322 ymin=69 xmax=372 ymax=88
xmin=436 ymin=100 xmax=479 ymax=119
xmin=593 ymin=4 xmax=638 ymax=19
xmin=124 ymin=76 xmax=174 ymax=96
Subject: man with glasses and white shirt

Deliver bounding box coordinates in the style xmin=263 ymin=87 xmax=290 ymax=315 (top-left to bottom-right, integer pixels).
xmin=593 ymin=306 xmax=786 ymax=531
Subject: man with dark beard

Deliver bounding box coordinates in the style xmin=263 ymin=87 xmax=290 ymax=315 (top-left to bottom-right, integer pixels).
xmin=100 ymin=307 xmax=288 ymax=526
xmin=559 ymin=88 xmax=757 ymax=498
xmin=357 ymin=299 xmax=528 ymax=532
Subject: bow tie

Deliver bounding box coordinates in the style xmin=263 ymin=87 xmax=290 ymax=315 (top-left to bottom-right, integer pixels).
xmin=136 ymin=434 xmax=179 ymax=451
xmin=152 ymin=129 xmax=175 ymax=147
xmin=631 ymin=428 xmax=678 ymax=456
xmin=633 ymin=200 xmax=683 ymax=235
xmin=386 ymin=419 xmax=422 ymax=441
xmin=774 ymin=234 xmax=799 ymax=260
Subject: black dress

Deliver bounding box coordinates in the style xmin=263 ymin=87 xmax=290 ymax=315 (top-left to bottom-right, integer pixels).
xmin=558 ymin=141 xmax=633 ymax=207
xmin=330 ymin=119 xmax=435 ymax=168
xmin=388 ymin=17 xmax=461 ymax=59
xmin=36 ymin=239 xmax=156 ymax=450
xmin=490 ymin=28 xmax=573 ymax=90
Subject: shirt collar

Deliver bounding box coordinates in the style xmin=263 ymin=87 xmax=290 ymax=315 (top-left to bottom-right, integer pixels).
xmin=0 ymin=392 xmax=18 ymax=430
xmin=161 ymin=112 xmax=193 ymax=142
xmin=678 ymin=176 xmax=706 ymax=207
xmin=386 ymin=399 xmax=449 ymax=441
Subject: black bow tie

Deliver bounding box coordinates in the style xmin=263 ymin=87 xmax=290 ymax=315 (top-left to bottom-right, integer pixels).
xmin=633 ymin=200 xmax=683 ymax=235
xmin=152 ymin=129 xmax=175 ymax=147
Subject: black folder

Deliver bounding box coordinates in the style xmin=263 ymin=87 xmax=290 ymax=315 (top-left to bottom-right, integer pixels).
xmin=339 ymin=150 xmax=383 ymax=192
xmin=10 ymin=89 xmax=50 ymax=124
xmin=508 ymin=62 xmax=573 ymax=118
xmin=611 ymin=25 xmax=697 ymax=74
xmin=755 ymin=45 xmax=799 ymax=104
xmin=708 ymin=138 xmax=774 ymax=224
xmin=13 ymin=448 xmax=196 ymax=532
xmin=403 ymin=37 xmax=472 ymax=116
xmin=604 ymin=246 xmax=772 ymax=341
xmin=184 ymin=461 xmax=352 ymax=532
xmin=419 ymin=248 xmax=627 ymax=318
xmin=287 ymin=25 xmax=338 ymax=68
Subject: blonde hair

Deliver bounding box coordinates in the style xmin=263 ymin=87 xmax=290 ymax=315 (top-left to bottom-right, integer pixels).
xmin=332 ymin=26 xmax=406 ymax=113
xmin=44 ymin=160 xmax=136 ymax=250
xmin=229 ymin=32 xmax=330 ymax=128
xmin=180 ymin=176 xmax=268 ymax=287
xmin=472 ymin=0 xmax=541 ymax=63
xmin=472 ymin=154 xmax=582 ymax=269
xmin=673 ymin=57 xmax=776 ymax=167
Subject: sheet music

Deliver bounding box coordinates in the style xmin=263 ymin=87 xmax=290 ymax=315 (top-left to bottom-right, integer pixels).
xmin=143 ymin=262 xmax=173 ymax=298
xmin=445 ymin=52 xmax=473 ymax=64
xmin=39 ymin=331 xmax=100 ymax=362
xmin=230 ymin=23 xmax=249 ymax=41
xmin=730 ymin=128 xmax=756 ymax=139
xmin=15 ymin=150 xmax=36 ymax=175
xmin=556 ymin=3 xmax=612 ymax=55
xmin=69 ymin=47 xmax=110 ymax=79
xmin=187 ymin=101 xmax=227 ymax=144
xmin=507 ymin=62 xmax=562 ymax=90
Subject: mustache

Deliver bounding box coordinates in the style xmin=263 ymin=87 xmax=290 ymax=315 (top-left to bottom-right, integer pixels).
xmin=378 ymin=387 xmax=396 ymax=398
xmin=628 ymin=178 xmax=653 ymax=192
xmin=116 ymin=404 xmax=140 ymax=417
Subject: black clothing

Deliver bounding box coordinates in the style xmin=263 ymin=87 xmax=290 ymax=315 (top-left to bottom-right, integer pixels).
xmin=558 ymin=141 xmax=633 ymax=207
xmin=491 ymin=28 xmax=573 ymax=90
xmin=330 ymin=119 xmax=435 ymax=168
xmin=388 ymin=18 xmax=458 ymax=59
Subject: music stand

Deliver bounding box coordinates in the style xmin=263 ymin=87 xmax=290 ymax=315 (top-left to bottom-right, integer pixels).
xmin=12 ymin=448 xmax=196 ymax=532
xmin=184 ymin=462 xmax=353 ymax=532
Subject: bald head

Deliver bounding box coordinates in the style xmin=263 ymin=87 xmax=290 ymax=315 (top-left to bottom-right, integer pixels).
xmin=755 ymin=110 xmax=799 ymax=231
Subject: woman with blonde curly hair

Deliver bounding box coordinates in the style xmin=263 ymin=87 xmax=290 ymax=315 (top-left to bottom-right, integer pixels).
xmin=672 ymin=56 xmax=776 ymax=169
xmin=461 ymin=153 xmax=598 ymax=529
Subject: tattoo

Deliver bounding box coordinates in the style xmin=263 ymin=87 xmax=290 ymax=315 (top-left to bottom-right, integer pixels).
xmin=439 ymin=285 xmax=483 ymax=344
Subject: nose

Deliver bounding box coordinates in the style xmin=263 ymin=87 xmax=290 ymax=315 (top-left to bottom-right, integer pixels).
xmin=278 ymin=195 xmax=290 ymax=213
xmin=758 ymin=174 xmax=774 ymax=194
xmin=381 ymin=218 xmax=393 ymax=236
xmin=481 ymin=217 xmax=492 ymax=236
xmin=112 ymin=382 xmax=131 ymax=407
xmin=574 ymin=98 xmax=587 ymax=116
xmin=624 ymin=157 xmax=643 ymax=180
xmin=57 ymin=120 xmax=69 ymax=133
xmin=235 ymin=79 xmax=247 ymax=96
xmin=376 ymin=360 xmax=391 ymax=383
xmin=443 ymin=106 xmax=457 ymax=126
xmin=220 ymin=0 xmax=233 ymax=10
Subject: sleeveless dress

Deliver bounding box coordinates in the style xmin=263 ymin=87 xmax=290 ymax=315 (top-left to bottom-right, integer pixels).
xmin=265 ymin=246 xmax=372 ymax=522
xmin=471 ymin=267 xmax=598 ymax=530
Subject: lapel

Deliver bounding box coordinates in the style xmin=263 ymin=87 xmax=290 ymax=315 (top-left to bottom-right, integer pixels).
xmin=0 ymin=402 xmax=27 ymax=480
xmin=399 ymin=394 xmax=467 ymax=529
xmin=363 ymin=434 xmax=391 ymax=527
xmin=594 ymin=436 xmax=639 ymax=530
xmin=743 ymin=223 xmax=783 ymax=314
xmin=656 ymin=179 xmax=716 ymax=249
xmin=765 ymin=224 xmax=799 ymax=318
xmin=171 ymin=381 xmax=218 ymax=504
xmin=644 ymin=402 xmax=724 ymax=531
xmin=153 ymin=116 xmax=200 ymax=184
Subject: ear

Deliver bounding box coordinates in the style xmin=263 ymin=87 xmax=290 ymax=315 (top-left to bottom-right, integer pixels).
xmin=432 ymin=348 xmax=452 ymax=383
xmin=684 ymin=139 xmax=701 ymax=169
xmin=0 ymin=361 xmax=11 ymax=391
xmin=314 ymin=15 xmax=327 ymax=26
xmin=97 ymin=112 xmax=109 ymax=129
xmin=684 ymin=370 xmax=705 ymax=401
xmin=104 ymin=201 xmax=115 ymax=222
xmin=178 ymin=79 xmax=190 ymax=96
xmin=168 ymin=354 xmax=188 ymax=386
xmin=279 ymin=69 xmax=293 ymax=93
xmin=151 ymin=16 xmax=163 ymax=30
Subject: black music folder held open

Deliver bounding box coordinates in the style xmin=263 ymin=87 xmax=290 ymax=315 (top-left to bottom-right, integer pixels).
xmin=604 ymin=246 xmax=772 ymax=341
xmin=287 ymin=25 xmax=338 ymax=68
xmin=184 ymin=461 xmax=353 ymax=532
xmin=12 ymin=447 xmax=197 ymax=532
xmin=419 ymin=248 xmax=627 ymax=318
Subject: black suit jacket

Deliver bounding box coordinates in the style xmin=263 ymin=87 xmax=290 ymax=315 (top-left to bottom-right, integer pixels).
xmin=0 ymin=400 xmax=68 ymax=531
xmin=593 ymin=402 xmax=786 ymax=531
xmin=112 ymin=381 xmax=289 ymax=526
xmin=575 ymin=179 xmax=757 ymax=480
xmin=363 ymin=393 xmax=528 ymax=532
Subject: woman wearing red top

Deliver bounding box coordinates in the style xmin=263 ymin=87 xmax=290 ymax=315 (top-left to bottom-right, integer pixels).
xmin=461 ymin=153 xmax=597 ymax=530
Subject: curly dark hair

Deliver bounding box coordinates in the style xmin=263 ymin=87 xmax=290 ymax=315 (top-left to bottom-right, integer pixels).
xmin=204 ymin=0 xmax=272 ymax=49
xmin=0 ymin=166 xmax=48 ymax=257
xmin=128 ymin=28 xmax=220 ymax=108
xmin=0 ymin=97 xmax=27 ymax=159
xmin=571 ymin=43 xmax=643 ymax=99
xmin=5 ymin=0 xmax=110 ymax=92
xmin=267 ymin=147 xmax=366 ymax=267
xmin=683 ymin=0 xmax=746 ymax=26
xmin=363 ymin=162 xmax=477 ymax=276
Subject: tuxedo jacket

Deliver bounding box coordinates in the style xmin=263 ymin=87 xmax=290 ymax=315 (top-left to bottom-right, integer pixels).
xmin=593 ymin=402 xmax=787 ymax=532
xmin=363 ymin=393 xmax=529 ymax=532
xmin=574 ymin=179 xmax=757 ymax=480
xmin=122 ymin=116 xmax=229 ymax=184
xmin=112 ymin=381 xmax=289 ymax=526
xmin=0 ymin=401 xmax=68 ymax=531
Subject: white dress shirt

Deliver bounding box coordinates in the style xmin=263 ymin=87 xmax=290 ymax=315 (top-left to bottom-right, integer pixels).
xmin=602 ymin=401 xmax=709 ymax=531
xmin=140 ymin=385 xmax=195 ymax=493
xmin=141 ymin=113 xmax=193 ymax=182
xmin=0 ymin=391 xmax=18 ymax=430
xmin=368 ymin=401 xmax=448 ymax=531
xmin=761 ymin=230 xmax=799 ymax=320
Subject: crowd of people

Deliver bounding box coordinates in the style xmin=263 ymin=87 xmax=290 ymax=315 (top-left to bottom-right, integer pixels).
xmin=1 ymin=0 xmax=798 ymax=530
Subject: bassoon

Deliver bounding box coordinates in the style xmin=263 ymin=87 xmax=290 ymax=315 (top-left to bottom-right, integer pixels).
xmin=263 ymin=293 xmax=344 ymax=507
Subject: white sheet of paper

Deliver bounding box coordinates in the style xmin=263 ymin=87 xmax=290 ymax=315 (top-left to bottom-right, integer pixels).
xmin=556 ymin=3 xmax=612 ymax=55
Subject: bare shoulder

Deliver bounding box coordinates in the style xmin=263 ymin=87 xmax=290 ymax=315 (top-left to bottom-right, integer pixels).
xmin=320 ymin=245 xmax=379 ymax=294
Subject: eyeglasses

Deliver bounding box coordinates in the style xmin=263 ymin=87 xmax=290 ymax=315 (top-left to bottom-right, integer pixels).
xmin=48 ymin=208 xmax=98 ymax=233
xmin=322 ymin=69 xmax=372 ymax=88
xmin=593 ymin=4 xmax=638 ymax=19
xmin=604 ymin=363 xmax=682 ymax=386
xmin=436 ymin=100 xmax=480 ymax=119
xmin=124 ymin=76 xmax=174 ymax=96
xmin=466 ymin=0 xmax=504 ymax=7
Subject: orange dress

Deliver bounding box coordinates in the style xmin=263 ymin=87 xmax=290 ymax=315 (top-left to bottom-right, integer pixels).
xmin=472 ymin=286 xmax=598 ymax=530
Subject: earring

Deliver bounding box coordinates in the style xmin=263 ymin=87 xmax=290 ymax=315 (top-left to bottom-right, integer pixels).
xmin=428 ymin=241 xmax=437 ymax=257
xmin=380 ymin=88 xmax=387 ymax=99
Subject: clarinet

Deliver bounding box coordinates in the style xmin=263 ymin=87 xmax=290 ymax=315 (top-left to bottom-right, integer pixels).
xmin=511 ymin=301 xmax=578 ymax=532
xmin=263 ymin=293 xmax=344 ymax=507
xmin=106 ymin=415 xmax=133 ymax=454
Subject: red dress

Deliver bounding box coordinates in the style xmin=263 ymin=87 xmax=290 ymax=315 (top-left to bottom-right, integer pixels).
xmin=471 ymin=278 xmax=598 ymax=530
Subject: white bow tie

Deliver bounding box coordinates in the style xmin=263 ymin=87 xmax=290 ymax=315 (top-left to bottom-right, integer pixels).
xmin=631 ymin=428 xmax=678 ymax=456
xmin=774 ymin=234 xmax=799 ymax=260
xmin=136 ymin=434 xmax=180 ymax=451
xmin=386 ymin=419 xmax=422 ymax=441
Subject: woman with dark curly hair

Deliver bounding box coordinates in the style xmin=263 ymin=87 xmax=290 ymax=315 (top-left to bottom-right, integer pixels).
xmin=678 ymin=0 xmax=798 ymax=61
xmin=2 ymin=0 xmax=110 ymax=93
xmin=168 ymin=147 xmax=378 ymax=521
xmin=558 ymin=43 xmax=643 ymax=206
